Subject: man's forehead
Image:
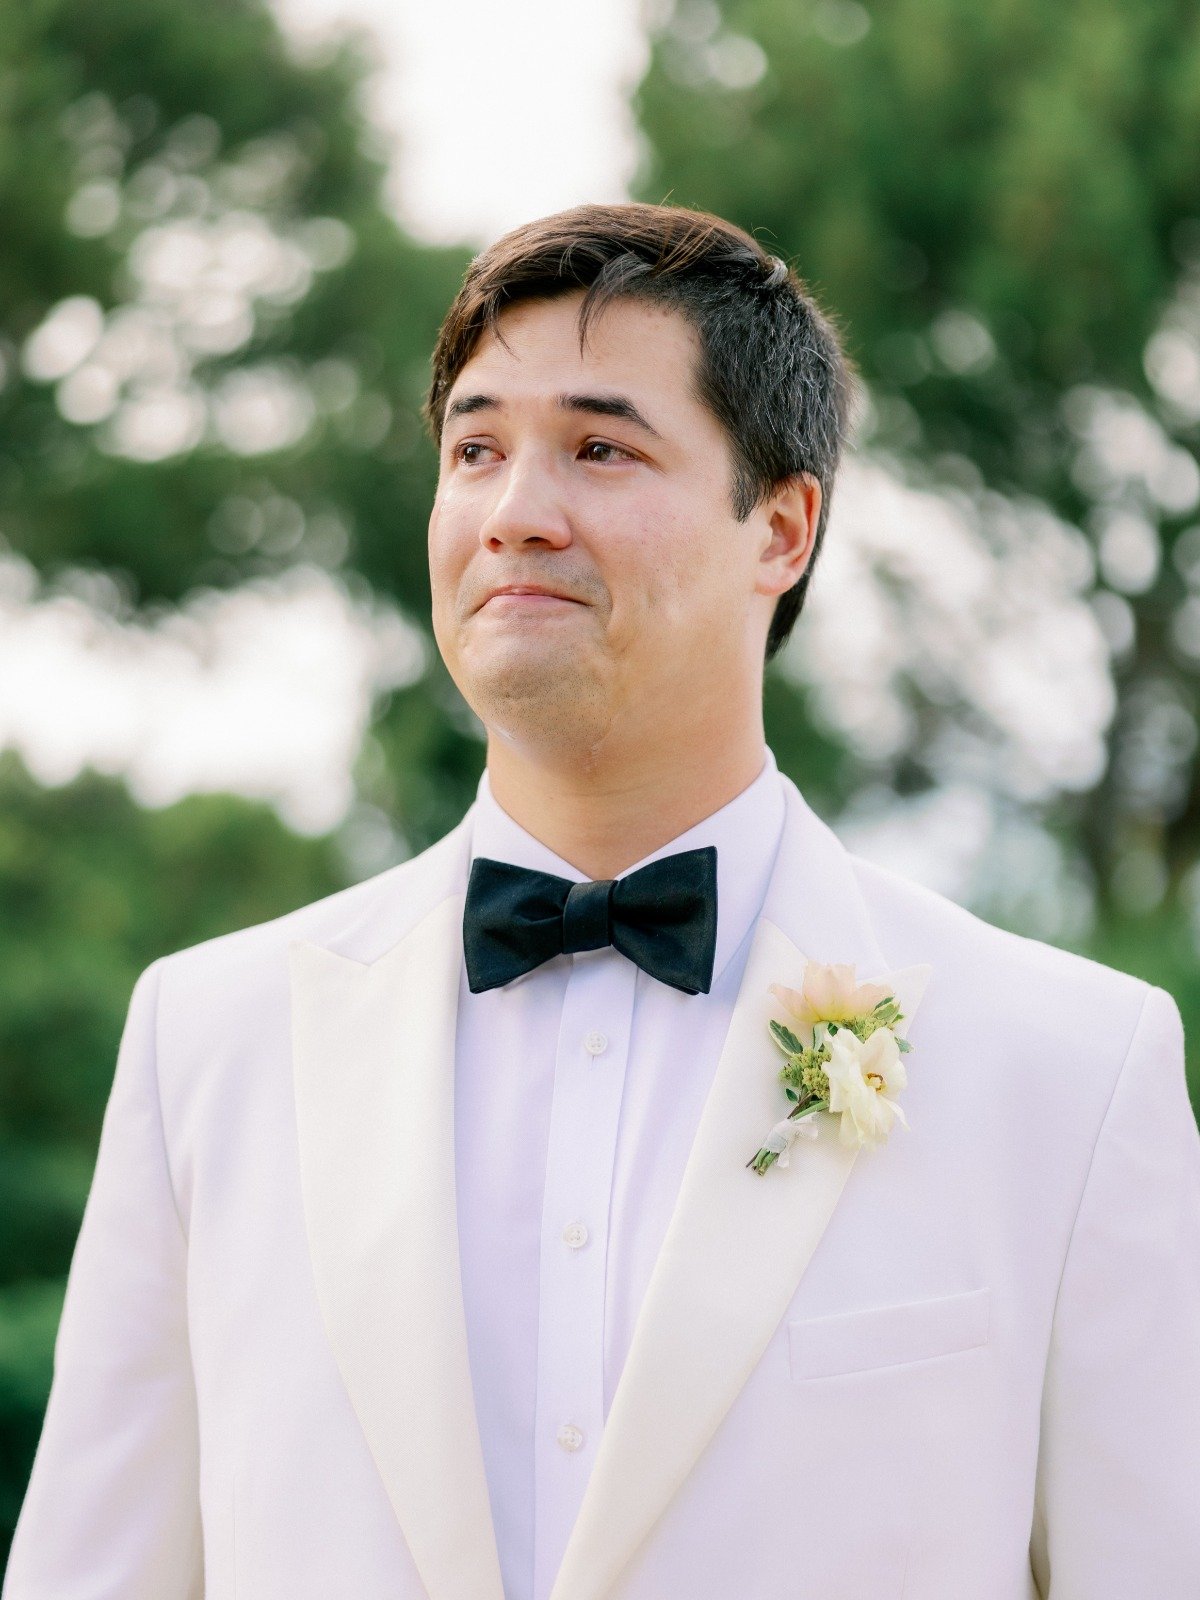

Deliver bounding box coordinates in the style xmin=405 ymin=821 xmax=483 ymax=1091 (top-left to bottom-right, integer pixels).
xmin=444 ymin=385 xmax=666 ymax=441
xmin=446 ymin=292 xmax=699 ymax=411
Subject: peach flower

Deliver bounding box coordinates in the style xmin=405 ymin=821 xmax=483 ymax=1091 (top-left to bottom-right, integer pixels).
xmin=770 ymin=961 xmax=893 ymax=1033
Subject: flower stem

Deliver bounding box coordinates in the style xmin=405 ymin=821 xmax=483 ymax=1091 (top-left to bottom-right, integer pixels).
xmin=745 ymin=1102 xmax=830 ymax=1173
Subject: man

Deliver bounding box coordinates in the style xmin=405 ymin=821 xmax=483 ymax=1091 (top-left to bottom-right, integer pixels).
xmin=5 ymin=202 xmax=1199 ymax=1600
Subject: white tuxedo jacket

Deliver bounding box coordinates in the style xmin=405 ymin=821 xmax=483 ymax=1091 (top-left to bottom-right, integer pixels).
xmin=6 ymin=773 xmax=1200 ymax=1600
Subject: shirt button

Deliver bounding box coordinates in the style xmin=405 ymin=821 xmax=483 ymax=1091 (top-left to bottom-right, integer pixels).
xmin=584 ymin=1030 xmax=608 ymax=1056
xmin=562 ymin=1222 xmax=589 ymax=1249
xmin=557 ymin=1423 xmax=585 ymax=1452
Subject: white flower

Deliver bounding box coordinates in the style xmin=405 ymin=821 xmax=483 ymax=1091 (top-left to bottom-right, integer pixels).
xmin=824 ymin=1025 xmax=909 ymax=1149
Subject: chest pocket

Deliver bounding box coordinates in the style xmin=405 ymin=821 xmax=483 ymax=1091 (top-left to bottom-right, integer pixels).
xmin=788 ymin=1286 xmax=991 ymax=1380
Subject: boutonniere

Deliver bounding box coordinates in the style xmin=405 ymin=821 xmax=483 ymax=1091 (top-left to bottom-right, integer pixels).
xmin=747 ymin=961 xmax=914 ymax=1175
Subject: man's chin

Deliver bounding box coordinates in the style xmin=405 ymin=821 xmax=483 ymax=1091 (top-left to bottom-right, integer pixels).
xmin=469 ymin=632 xmax=579 ymax=681
xmin=464 ymin=646 xmax=606 ymax=730
xmin=480 ymin=661 xmax=587 ymax=705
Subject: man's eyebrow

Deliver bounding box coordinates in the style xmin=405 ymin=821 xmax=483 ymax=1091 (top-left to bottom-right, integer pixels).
xmin=557 ymin=392 xmax=664 ymax=440
xmin=443 ymin=391 xmax=664 ymax=441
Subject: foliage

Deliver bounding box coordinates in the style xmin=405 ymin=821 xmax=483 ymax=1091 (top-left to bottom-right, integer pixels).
xmin=634 ymin=0 xmax=1200 ymax=915
xmin=0 ymin=0 xmax=468 ymax=602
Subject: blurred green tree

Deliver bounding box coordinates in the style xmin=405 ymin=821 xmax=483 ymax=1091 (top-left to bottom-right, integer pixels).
xmin=0 ymin=0 xmax=485 ymax=840
xmin=633 ymin=0 xmax=1200 ymax=1061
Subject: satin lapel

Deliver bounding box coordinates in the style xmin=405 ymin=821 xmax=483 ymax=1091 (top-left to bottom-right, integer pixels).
xmin=289 ymin=890 xmax=506 ymax=1600
xmin=548 ymin=778 xmax=932 ymax=1600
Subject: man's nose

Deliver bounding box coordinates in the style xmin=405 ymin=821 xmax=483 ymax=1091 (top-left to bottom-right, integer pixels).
xmin=477 ymin=456 xmax=572 ymax=551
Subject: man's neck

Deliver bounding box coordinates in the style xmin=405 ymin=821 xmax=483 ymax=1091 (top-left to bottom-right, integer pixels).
xmin=483 ymin=731 xmax=769 ymax=881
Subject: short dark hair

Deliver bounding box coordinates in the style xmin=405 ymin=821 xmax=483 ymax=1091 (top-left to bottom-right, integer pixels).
xmin=423 ymin=201 xmax=857 ymax=661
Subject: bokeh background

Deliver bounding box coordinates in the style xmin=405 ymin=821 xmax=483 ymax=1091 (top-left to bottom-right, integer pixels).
xmin=3 ymin=0 xmax=1200 ymax=1561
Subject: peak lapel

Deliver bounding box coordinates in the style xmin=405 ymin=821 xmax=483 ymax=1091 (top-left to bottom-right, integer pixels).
xmin=548 ymin=777 xmax=932 ymax=1600
xmin=288 ymin=887 xmax=506 ymax=1600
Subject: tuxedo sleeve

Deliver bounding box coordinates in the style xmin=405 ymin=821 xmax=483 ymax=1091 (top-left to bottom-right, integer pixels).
xmin=1028 ymin=982 xmax=1200 ymax=1599
xmin=3 ymin=958 xmax=203 ymax=1599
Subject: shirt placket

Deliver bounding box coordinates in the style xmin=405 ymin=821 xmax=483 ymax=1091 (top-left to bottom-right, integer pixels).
xmin=531 ymin=948 xmax=636 ymax=1600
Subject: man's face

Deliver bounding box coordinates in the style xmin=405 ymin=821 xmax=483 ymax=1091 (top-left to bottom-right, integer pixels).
xmin=427 ymin=290 xmax=793 ymax=764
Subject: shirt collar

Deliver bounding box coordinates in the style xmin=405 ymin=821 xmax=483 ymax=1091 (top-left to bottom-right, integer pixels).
xmin=467 ymin=747 xmax=787 ymax=985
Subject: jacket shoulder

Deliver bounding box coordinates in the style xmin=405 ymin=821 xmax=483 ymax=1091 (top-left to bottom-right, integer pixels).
xmin=148 ymin=813 xmax=471 ymax=1003
xmin=848 ymin=847 xmax=1151 ymax=1045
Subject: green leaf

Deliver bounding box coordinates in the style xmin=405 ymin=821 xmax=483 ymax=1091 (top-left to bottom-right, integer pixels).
xmin=897 ymin=1037 xmax=912 ymax=1052
xmin=785 ymin=1087 xmax=798 ymax=1101
xmin=769 ymin=1019 xmax=805 ymax=1054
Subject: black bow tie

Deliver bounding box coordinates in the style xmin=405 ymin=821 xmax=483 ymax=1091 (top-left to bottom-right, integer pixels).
xmin=463 ymin=846 xmax=718 ymax=996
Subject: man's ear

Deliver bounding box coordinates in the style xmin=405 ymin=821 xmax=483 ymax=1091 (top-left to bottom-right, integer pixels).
xmin=756 ymin=473 xmax=822 ymax=598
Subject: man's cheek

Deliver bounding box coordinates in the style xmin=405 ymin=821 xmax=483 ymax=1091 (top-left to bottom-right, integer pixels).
xmin=640 ymin=551 xmax=701 ymax=622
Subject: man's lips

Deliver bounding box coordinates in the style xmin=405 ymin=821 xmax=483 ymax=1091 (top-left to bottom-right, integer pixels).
xmin=478 ymin=586 xmax=584 ymax=610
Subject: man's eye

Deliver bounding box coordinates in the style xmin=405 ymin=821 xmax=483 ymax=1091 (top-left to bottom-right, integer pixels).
xmin=453 ymin=441 xmax=496 ymax=465
xmin=582 ymin=440 xmax=635 ymax=463
xmin=453 ymin=440 xmax=634 ymax=465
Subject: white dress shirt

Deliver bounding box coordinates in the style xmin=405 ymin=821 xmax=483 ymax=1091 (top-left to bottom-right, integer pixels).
xmin=454 ymin=747 xmax=787 ymax=1600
